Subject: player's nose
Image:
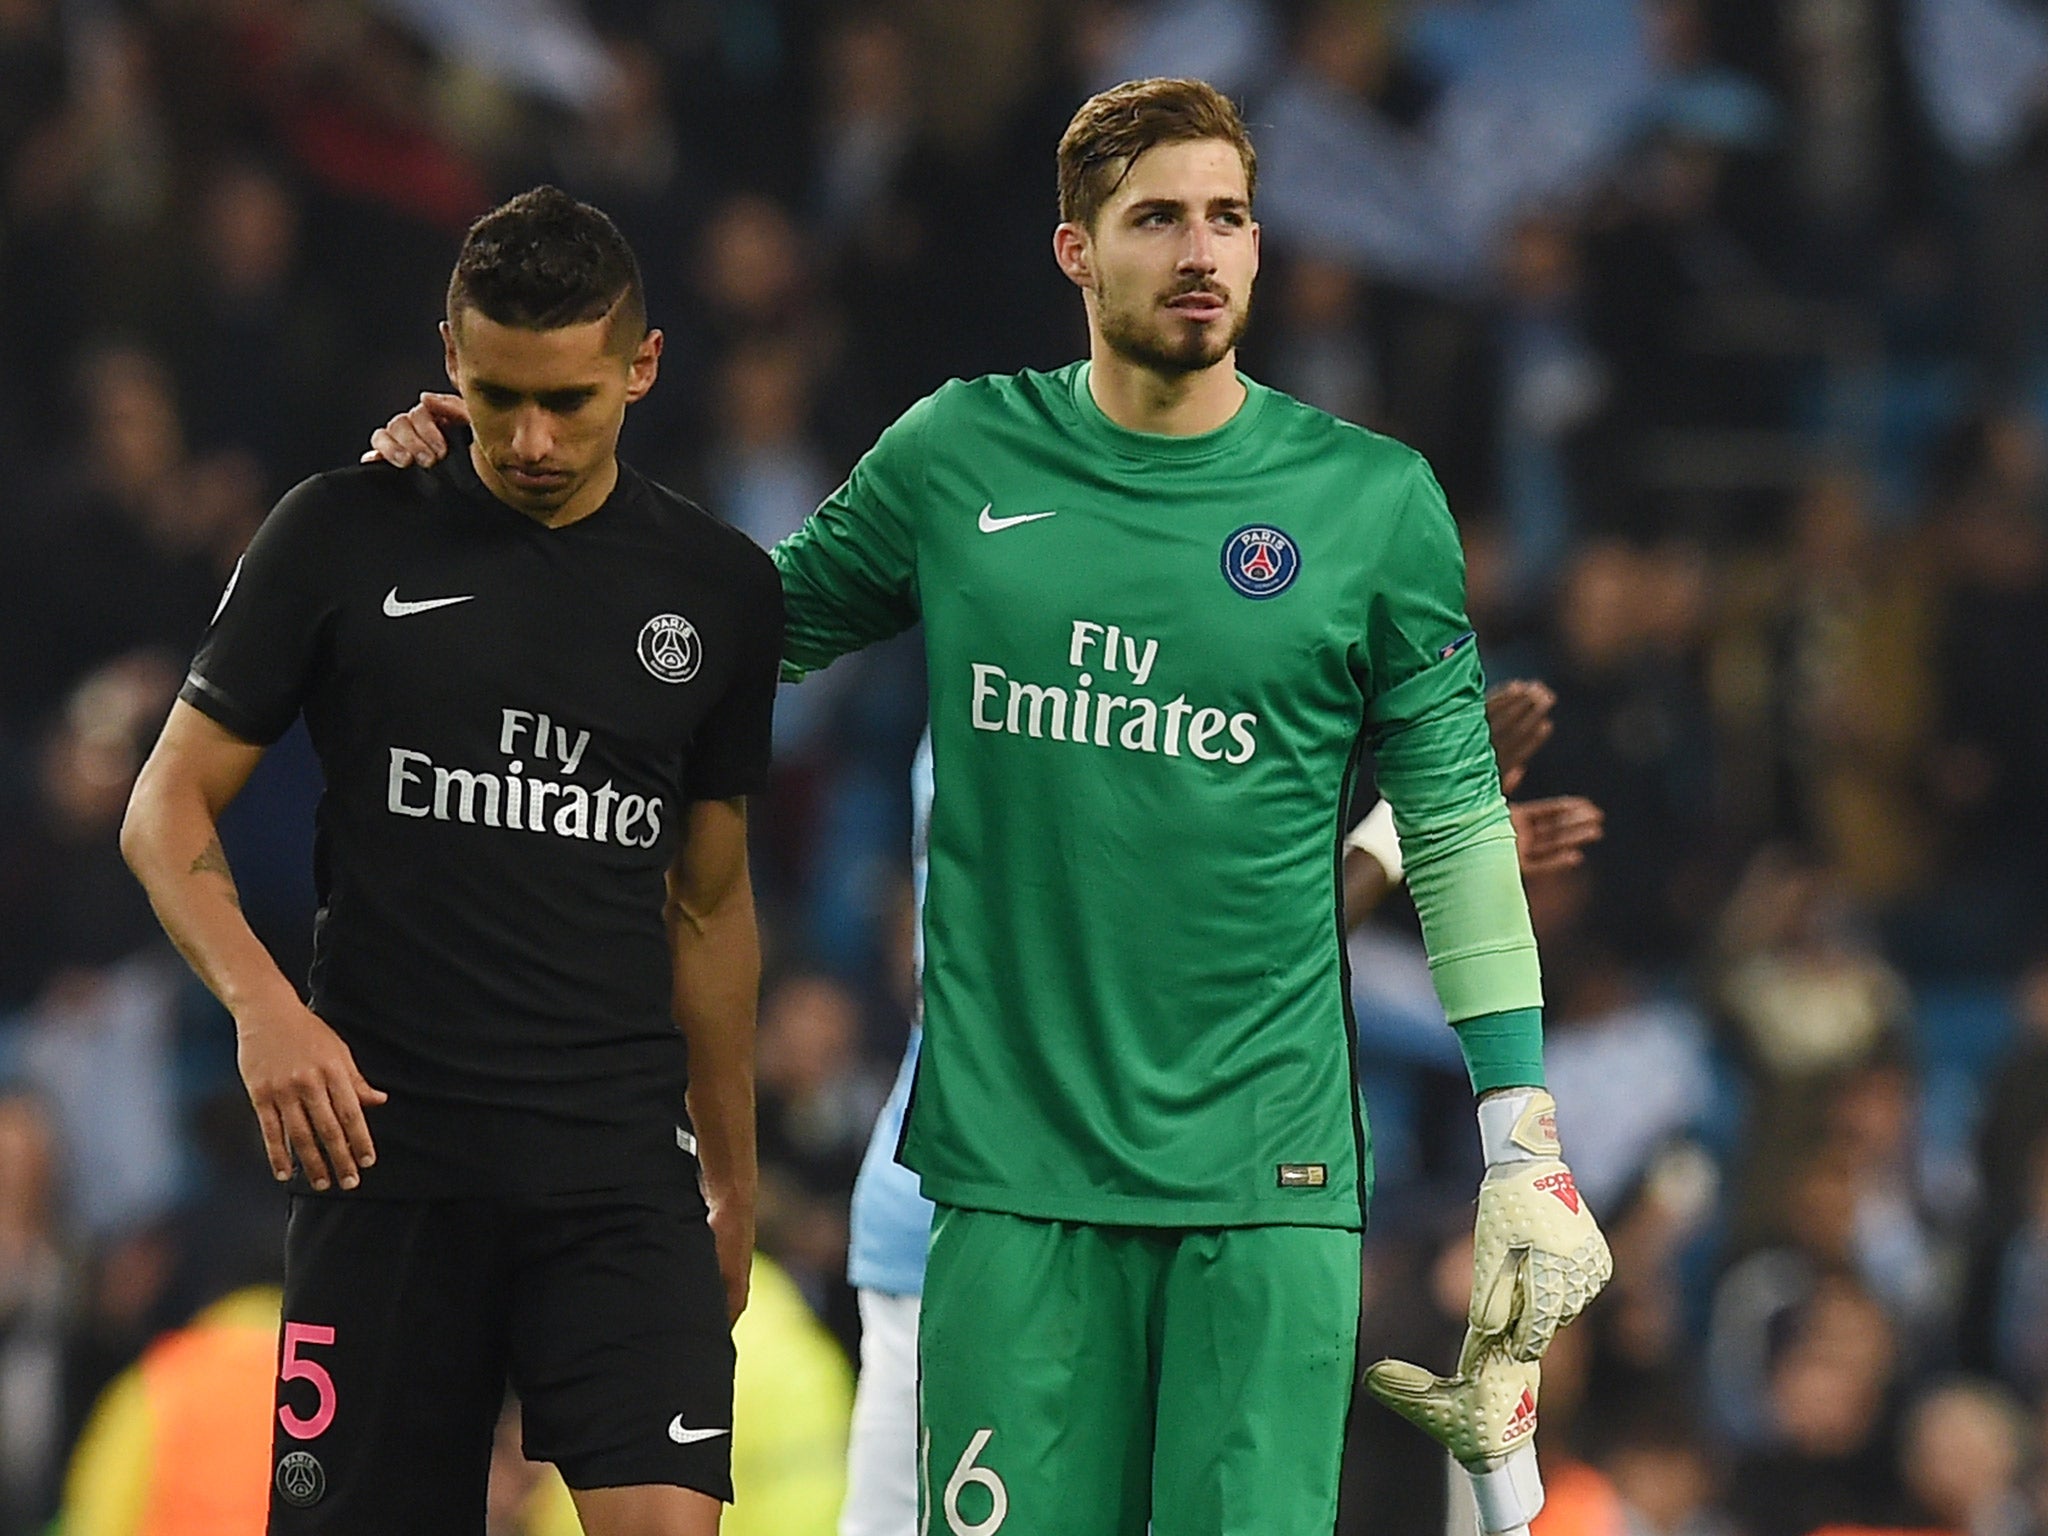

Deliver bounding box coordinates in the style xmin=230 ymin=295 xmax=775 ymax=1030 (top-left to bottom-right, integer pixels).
xmin=510 ymin=410 xmax=554 ymax=462
xmin=1178 ymin=226 xmax=1219 ymax=273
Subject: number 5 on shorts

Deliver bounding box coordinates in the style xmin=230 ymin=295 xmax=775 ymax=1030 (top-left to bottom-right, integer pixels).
xmin=926 ymin=1428 xmax=1007 ymax=1536
xmin=278 ymin=1322 xmax=337 ymax=1439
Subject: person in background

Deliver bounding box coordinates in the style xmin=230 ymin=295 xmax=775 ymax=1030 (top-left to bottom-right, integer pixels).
xmin=59 ymin=1283 xmax=279 ymax=1536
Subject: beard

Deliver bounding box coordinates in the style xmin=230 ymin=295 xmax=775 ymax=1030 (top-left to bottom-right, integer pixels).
xmin=1096 ymin=275 xmax=1253 ymax=376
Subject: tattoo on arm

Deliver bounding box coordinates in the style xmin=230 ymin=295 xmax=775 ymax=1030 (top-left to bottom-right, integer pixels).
xmin=189 ymin=836 xmax=242 ymax=909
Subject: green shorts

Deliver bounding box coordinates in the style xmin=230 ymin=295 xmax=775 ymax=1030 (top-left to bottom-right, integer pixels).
xmin=917 ymin=1204 xmax=1362 ymax=1536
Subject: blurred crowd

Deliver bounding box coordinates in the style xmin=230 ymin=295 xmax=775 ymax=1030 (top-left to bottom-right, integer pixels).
xmin=0 ymin=0 xmax=2045 ymax=1532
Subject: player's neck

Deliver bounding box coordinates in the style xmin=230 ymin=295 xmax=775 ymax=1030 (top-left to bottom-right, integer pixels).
xmin=469 ymin=443 xmax=618 ymax=528
xmin=1085 ymin=345 xmax=1247 ymax=437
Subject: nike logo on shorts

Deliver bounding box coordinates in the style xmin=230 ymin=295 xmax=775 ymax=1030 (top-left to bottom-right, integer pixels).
xmin=978 ymin=504 xmax=1058 ymax=533
xmin=668 ymin=1416 xmax=729 ymax=1444
xmin=383 ymin=588 xmax=477 ymax=617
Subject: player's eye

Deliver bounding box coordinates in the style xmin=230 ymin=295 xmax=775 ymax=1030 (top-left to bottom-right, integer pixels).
xmin=476 ymin=386 xmax=521 ymax=410
xmin=538 ymin=391 xmax=596 ymax=415
xmin=1137 ymin=209 xmax=1176 ymax=228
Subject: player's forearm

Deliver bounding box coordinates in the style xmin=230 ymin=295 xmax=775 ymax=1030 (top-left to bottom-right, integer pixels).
xmin=1407 ymin=816 xmax=1540 ymax=1011
xmin=120 ymin=770 xmax=300 ymax=1020
xmin=670 ymin=889 xmax=761 ymax=1210
xmin=1372 ymin=671 xmax=1542 ymax=1023
xmin=1342 ymin=846 xmax=1395 ymax=931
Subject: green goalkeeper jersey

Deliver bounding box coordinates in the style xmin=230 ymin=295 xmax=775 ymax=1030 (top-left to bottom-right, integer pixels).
xmin=774 ymin=362 xmax=1538 ymax=1228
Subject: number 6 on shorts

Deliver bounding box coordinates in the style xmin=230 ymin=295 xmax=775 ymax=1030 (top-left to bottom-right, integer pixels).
xmin=937 ymin=1428 xmax=1007 ymax=1536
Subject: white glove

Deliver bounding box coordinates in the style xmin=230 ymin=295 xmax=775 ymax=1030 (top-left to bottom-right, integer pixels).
xmin=1361 ymin=1088 xmax=1610 ymax=1536
xmin=1362 ymin=1336 xmax=1544 ymax=1535
xmin=1469 ymin=1087 xmax=1612 ymax=1362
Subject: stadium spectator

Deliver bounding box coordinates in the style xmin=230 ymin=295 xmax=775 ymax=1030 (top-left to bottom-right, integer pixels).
xmin=1588 ymin=1147 xmax=1720 ymax=1402
xmin=0 ymin=655 xmax=174 ymax=1010
xmin=1496 ymin=210 xmax=1608 ymax=596
xmin=5 ymin=656 xmax=186 ymax=1244
xmin=726 ymin=1252 xmax=853 ymax=1536
xmin=1259 ymin=252 xmax=1384 ymax=431
xmin=1714 ymin=467 xmax=1940 ymax=903
xmin=0 ymin=1093 xmax=72 ymax=1536
xmin=1712 ymin=846 xmax=1914 ymax=1254
xmin=1519 ymin=541 xmax=1718 ymax=963
xmin=1898 ymin=1378 xmax=2036 ymax=1536
xmin=756 ymin=973 xmax=887 ymax=1351
xmin=1727 ymin=1275 xmax=1911 ymax=1536
xmin=1542 ymin=938 xmax=1714 ymax=1213
xmin=1907 ymin=0 xmax=2048 ymax=397
xmin=58 ymin=1284 xmax=277 ymax=1536
xmin=709 ymin=338 xmax=833 ymax=552
xmin=1986 ymin=1141 xmax=2048 ymax=1399
xmin=167 ymin=159 xmax=357 ymax=495
xmin=1922 ymin=412 xmax=2048 ymax=967
xmin=1596 ymin=1398 xmax=1733 ymax=1536
xmin=0 ymin=347 xmax=244 ymax=731
xmin=1975 ymin=953 xmax=2048 ymax=1253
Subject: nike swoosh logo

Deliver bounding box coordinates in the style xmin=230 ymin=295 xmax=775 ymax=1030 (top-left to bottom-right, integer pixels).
xmin=978 ymin=504 xmax=1058 ymax=534
xmin=667 ymin=1416 xmax=729 ymax=1445
xmin=383 ymin=588 xmax=476 ymax=618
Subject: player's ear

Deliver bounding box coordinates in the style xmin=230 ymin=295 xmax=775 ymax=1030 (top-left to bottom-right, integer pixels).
xmin=624 ymin=329 xmax=663 ymax=404
xmin=440 ymin=319 xmax=460 ymax=389
xmin=1053 ymin=222 xmax=1094 ymax=291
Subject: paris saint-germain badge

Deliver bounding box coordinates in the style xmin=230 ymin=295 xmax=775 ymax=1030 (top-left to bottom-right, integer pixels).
xmin=1221 ymin=525 xmax=1301 ymax=599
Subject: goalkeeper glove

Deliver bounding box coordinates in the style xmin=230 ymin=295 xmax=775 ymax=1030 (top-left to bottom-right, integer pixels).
xmin=1361 ymin=1088 xmax=1610 ymax=1536
xmin=1468 ymin=1087 xmax=1611 ymax=1361
xmin=1363 ymin=1340 xmax=1544 ymax=1535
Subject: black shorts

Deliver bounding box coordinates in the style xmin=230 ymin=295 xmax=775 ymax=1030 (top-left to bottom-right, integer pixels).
xmin=267 ymin=1191 xmax=735 ymax=1534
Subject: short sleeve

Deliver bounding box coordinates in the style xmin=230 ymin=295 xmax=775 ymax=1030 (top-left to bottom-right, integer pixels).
xmin=770 ymin=388 xmax=939 ymax=679
xmin=178 ymin=479 xmax=341 ymax=745
xmin=681 ymin=549 xmax=786 ymax=802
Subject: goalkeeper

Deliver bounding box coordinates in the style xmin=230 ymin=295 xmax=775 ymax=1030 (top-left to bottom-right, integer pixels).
xmin=831 ymin=685 xmax=1603 ymax=1536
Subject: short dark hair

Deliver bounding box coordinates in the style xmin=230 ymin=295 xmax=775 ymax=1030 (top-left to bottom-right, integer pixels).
xmin=1057 ymin=78 xmax=1257 ymax=232
xmin=447 ymin=186 xmax=646 ymax=351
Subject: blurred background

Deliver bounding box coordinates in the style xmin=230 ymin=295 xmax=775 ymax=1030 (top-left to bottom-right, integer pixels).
xmin=1 ymin=0 xmax=2046 ymax=1532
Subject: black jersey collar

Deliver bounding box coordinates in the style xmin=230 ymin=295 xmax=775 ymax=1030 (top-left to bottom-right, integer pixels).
xmin=438 ymin=434 xmax=638 ymax=533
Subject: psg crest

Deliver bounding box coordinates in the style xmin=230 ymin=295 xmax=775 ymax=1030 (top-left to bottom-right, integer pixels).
xmin=1221 ymin=525 xmax=1301 ymax=599
xmin=637 ymin=613 xmax=701 ymax=684
xmin=275 ymin=1451 xmax=326 ymax=1508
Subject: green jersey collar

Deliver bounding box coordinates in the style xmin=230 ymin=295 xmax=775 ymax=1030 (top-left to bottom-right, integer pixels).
xmin=1068 ymin=360 xmax=1269 ymax=463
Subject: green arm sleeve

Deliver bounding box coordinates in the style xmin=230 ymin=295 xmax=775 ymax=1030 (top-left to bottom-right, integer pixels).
xmin=1363 ymin=456 xmax=1545 ymax=1059
xmin=770 ymin=388 xmax=937 ymax=680
xmin=1453 ymin=1006 xmax=1547 ymax=1094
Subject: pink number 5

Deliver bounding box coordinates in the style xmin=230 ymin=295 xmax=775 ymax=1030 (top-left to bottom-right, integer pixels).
xmin=278 ymin=1322 xmax=337 ymax=1440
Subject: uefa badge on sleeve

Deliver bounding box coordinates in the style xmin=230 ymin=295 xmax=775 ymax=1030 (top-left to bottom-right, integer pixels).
xmin=1221 ymin=526 xmax=1300 ymax=599
xmin=637 ymin=613 xmax=702 ymax=684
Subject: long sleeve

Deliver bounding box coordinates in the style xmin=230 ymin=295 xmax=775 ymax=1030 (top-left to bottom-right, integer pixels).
xmin=770 ymin=388 xmax=939 ymax=679
xmin=1362 ymin=457 xmax=1544 ymax=1088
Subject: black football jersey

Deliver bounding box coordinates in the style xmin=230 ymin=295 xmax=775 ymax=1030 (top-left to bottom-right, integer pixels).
xmin=180 ymin=446 xmax=783 ymax=1199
